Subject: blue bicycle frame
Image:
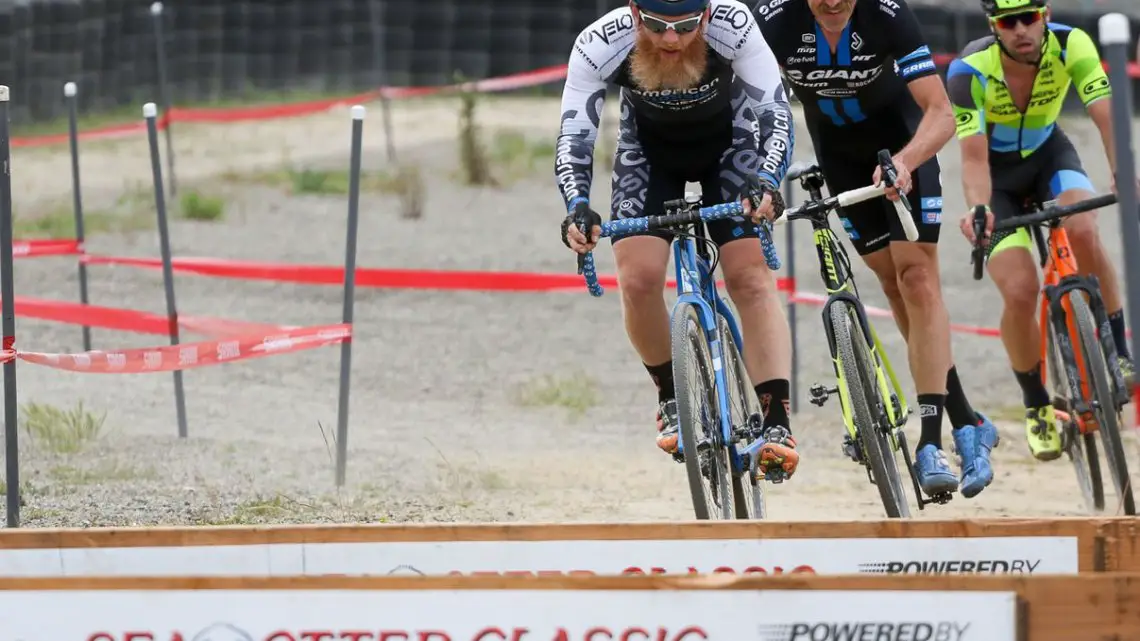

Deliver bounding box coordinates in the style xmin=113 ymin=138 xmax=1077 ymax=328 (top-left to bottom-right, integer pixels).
xmin=579 ymin=198 xmax=782 ymax=478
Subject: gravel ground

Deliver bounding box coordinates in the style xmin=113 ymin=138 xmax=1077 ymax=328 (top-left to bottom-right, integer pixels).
xmin=1 ymin=94 xmax=1138 ymax=527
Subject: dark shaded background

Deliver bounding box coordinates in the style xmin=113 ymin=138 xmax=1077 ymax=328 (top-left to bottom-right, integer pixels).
xmin=0 ymin=0 xmax=1136 ymax=126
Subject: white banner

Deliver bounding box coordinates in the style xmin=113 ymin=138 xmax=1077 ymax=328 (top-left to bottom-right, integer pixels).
xmin=0 ymin=535 xmax=1079 ymax=578
xmin=0 ymin=588 xmax=1019 ymax=641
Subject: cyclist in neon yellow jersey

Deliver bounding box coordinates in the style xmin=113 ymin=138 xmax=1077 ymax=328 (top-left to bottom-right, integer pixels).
xmin=948 ymin=0 xmax=1135 ymax=462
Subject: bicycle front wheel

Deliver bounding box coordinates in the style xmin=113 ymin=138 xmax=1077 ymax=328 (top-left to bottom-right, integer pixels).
xmin=1070 ymin=292 xmax=1135 ymax=515
xmin=1046 ymin=317 xmax=1104 ymax=513
xmin=716 ymin=311 xmax=766 ymax=520
xmin=673 ymin=302 xmax=733 ymax=520
xmin=831 ymin=302 xmax=910 ymax=518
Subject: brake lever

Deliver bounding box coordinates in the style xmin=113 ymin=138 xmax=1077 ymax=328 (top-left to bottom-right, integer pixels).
xmin=970 ymin=205 xmax=988 ymax=281
xmin=876 ymin=149 xmax=912 ymax=212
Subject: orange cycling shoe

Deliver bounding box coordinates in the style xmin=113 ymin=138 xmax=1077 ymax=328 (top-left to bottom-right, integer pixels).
xmin=757 ymin=426 xmax=798 ymax=482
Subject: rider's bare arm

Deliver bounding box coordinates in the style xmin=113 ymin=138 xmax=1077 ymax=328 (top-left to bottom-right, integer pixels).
xmin=887 ymin=4 xmax=951 ymax=169
xmin=1086 ymin=99 xmax=1117 ymax=179
xmin=1061 ymin=26 xmax=1115 ymax=180
xmin=719 ymin=10 xmax=794 ymax=188
xmin=946 ymin=56 xmax=991 ymax=209
xmin=895 ymin=75 xmax=955 ymax=171
xmin=959 ymin=135 xmax=993 ymax=212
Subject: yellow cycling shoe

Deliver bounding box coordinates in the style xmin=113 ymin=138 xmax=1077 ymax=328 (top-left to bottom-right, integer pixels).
xmin=1025 ymin=405 xmax=1062 ymax=462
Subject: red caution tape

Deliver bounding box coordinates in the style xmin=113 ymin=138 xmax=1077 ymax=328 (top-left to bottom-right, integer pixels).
xmin=17 ymin=323 xmax=350 ymax=374
xmin=13 ymin=239 xmax=82 ymax=258
xmin=4 ymin=296 xmax=292 ymax=337
xmin=83 ymin=253 xmax=796 ymax=293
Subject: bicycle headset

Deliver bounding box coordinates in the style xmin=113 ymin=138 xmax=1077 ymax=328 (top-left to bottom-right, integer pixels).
xmin=980 ymin=0 xmax=1051 ymax=64
xmin=632 ymin=0 xmax=710 ymax=16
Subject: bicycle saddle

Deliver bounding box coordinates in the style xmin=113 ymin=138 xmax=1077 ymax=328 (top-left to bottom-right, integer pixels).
xmin=786 ymin=160 xmax=821 ymax=181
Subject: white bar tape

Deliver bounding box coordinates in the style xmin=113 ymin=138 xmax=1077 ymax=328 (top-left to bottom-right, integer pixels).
xmin=837 ymin=184 xmax=886 ymax=208
xmin=1098 ymin=13 xmax=1130 ymax=45
xmin=0 ymin=86 xmax=8 ymax=102
xmin=895 ymin=199 xmax=920 ymax=242
xmin=143 ymin=102 xmax=157 ymax=118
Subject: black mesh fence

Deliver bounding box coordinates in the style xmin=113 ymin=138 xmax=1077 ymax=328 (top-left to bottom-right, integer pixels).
xmin=0 ymin=0 xmax=1136 ymax=126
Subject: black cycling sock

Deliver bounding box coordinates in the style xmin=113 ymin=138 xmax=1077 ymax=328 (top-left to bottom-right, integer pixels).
xmin=1014 ymin=362 xmax=1051 ymax=408
xmin=944 ymin=366 xmax=979 ymax=429
xmin=1109 ymin=310 xmax=1131 ymax=359
xmin=645 ymin=360 xmax=675 ymax=403
xmin=917 ymin=393 xmax=946 ymax=450
xmin=755 ymin=379 xmax=791 ymax=433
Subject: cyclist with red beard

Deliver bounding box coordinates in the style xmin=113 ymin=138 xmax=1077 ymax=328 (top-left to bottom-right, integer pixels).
xmin=556 ymin=0 xmax=799 ymax=481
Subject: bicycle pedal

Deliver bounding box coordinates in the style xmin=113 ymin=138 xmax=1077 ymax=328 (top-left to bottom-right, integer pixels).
xmin=920 ymin=491 xmax=954 ymax=507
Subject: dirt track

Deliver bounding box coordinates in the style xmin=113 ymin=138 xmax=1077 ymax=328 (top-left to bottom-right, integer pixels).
xmin=2 ymin=93 xmax=1138 ymax=526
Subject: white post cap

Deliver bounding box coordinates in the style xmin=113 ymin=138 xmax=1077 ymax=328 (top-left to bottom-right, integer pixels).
xmin=1098 ymin=13 xmax=1130 ymax=45
xmin=150 ymin=2 xmax=163 ymax=15
xmin=64 ymin=82 xmax=76 ymax=97
xmin=143 ymin=102 xmax=158 ymax=118
xmin=0 ymin=86 xmax=8 ymax=102
xmin=351 ymin=105 xmax=366 ymax=120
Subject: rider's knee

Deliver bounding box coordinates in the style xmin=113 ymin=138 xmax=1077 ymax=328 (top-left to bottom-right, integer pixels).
xmin=619 ymin=267 xmax=666 ymax=304
xmin=1064 ymin=212 xmax=1099 ymax=250
xmin=895 ymin=261 xmax=938 ymax=305
xmin=723 ymin=266 xmax=777 ymax=306
xmin=996 ymin=271 xmax=1040 ymax=313
xmin=875 ymin=270 xmax=902 ymax=300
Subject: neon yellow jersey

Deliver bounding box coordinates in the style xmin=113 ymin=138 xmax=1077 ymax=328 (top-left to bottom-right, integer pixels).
xmin=946 ymin=24 xmax=1111 ymax=158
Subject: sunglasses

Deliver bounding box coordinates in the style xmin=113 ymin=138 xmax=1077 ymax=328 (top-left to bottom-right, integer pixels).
xmin=991 ymin=9 xmax=1044 ymax=30
xmin=638 ymin=11 xmax=704 ymax=35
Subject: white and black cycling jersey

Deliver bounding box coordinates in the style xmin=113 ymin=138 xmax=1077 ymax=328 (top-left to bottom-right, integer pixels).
xmin=554 ymin=0 xmax=794 ymax=212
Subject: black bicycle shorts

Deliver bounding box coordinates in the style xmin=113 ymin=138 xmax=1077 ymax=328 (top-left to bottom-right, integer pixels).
xmin=986 ymin=127 xmax=1096 ymax=260
xmin=609 ymin=111 xmax=761 ymax=247
xmin=808 ymin=114 xmax=942 ymax=256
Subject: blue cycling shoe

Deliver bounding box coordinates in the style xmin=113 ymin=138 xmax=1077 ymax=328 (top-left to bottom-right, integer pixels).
xmin=953 ymin=413 xmax=1000 ymax=499
xmin=913 ymin=444 xmax=959 ymax=497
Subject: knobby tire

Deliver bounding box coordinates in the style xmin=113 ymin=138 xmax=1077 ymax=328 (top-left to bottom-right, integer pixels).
xmin=673 ymin=303 xmax=733 ymax=520
xmin=1046 ymin=317 xmax=1104 ymax=512
xmin=717 ymin=311 xmax=766 ymax=520
xmin=1071 ymin=293 xmax=1135 ymax=515
xmin=831 ymin=303 xmax=910 ymax=519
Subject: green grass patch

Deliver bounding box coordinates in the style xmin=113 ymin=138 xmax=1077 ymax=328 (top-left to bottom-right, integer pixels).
xmin=512 ymin=372 xmax=600 ymax=419
xmin=177 ymin=190 xmax=225 ymax=221
xmin=20 ymin=401 xmax=106 ymax=455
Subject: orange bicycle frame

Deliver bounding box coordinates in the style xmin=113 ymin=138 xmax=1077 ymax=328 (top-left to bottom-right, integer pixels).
xmin=1036 ymin=224 xmax=1098 ymax=433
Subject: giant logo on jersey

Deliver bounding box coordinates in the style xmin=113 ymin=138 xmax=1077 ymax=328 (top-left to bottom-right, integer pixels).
xmin=754 ymin=0 xmax=791 ymax=22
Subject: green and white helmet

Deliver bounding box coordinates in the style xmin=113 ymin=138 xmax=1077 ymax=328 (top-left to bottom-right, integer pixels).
xmin=980 ymin=0 xmax=1047 ymax=16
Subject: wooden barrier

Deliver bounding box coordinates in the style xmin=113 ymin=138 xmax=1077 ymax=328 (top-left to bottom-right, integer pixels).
xmin=0 ymin=517 xmax=1135 ymax=577
xmin=0 ymin=574 xmax=1136 ymax=640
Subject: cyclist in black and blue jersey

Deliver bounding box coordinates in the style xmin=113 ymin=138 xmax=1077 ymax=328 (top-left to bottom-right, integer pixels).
xmin=755 ymin=0 xmax=1000 ymax=500
xmin=556 ymin=0 xmax=801 ymax=481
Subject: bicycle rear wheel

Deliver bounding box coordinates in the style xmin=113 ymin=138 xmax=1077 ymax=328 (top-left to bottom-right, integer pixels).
xmin=1070 ymin=293 xmax=1135 ymax=515
xmin=673 ymin=302 xmax=733 ymax=520
xmin=831 ymin=302 xmax=910 ymax=518
xmin=1046 ymin=318 xmax=1104 ymax=512
xmin=716 ymin=312 xmax=766 ymax=520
